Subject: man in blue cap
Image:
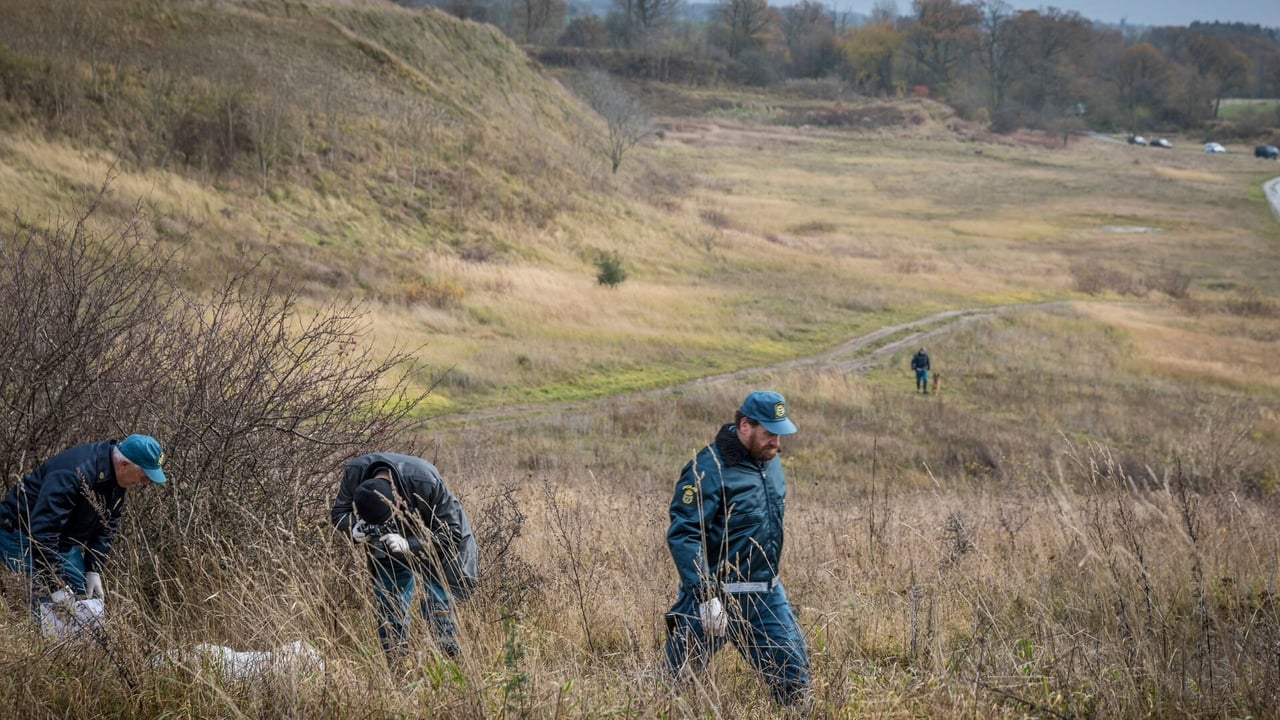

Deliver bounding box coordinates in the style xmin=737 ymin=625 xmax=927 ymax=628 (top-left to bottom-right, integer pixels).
xmin=0 ymin=434 xmax=167 ymax=616
xmin=664 ymin=390 xmax=810 ymax=708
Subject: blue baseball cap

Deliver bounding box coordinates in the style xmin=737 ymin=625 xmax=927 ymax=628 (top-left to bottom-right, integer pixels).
xmin=117 ymin=434 xmax=168 ymax=484
xmin=739 ymin=390 xmax=797 ymax=435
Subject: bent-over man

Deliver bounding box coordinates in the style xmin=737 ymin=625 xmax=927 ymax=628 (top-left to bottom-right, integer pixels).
xmin=331 ymin=452 xmax=478 ymax=663
xmin=0 ymin=435 xmax=168 ymax=616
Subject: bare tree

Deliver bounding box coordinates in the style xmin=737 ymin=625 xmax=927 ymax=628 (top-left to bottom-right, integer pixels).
xmin=512 ymin=0 xmax=567 ymax=44
xmin=908 ymin=0 xmax=981 ymax=96
xmin=573 ymin=68 xmax=653 ymax=174
xmin=975 ymin=0 xmax=1017 ymax=112
xmin=711 ymin=0 xmax=777 ymax=59
xmin=1188 ymin=34 xmax=1252 ymax=118
xmin=1113 ymin=43 xmax=1174 ymax=131
xmin=782 ymin=1 xmax=840 ymax=79
xmin=609 ymin=0 xmax=682 ymax=46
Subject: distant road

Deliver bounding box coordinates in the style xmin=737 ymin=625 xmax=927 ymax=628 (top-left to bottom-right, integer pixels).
xmin=1265 ymin=176 xmax=1280 ymax=220
xmin=1080 ymin=132 xmax=1280 ymax=221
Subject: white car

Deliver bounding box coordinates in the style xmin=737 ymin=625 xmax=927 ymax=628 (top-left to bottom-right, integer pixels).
xmin=1204 ymin=142 xmax=1226 ymax=153
xmin=1152 ymin=138 xmax=1172 ymax=148
xmin=1129 ymin=135 xmax=1147 ymax=146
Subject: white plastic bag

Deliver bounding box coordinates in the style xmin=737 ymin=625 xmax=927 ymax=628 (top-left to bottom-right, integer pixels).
xmin=38 ymin=597 xmax=104 ymax=640
xmin=152 ymin=640 xmax=325 ymax=681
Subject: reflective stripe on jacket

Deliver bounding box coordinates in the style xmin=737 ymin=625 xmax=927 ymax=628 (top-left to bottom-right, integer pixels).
xmin=667 ymin=423 xmax=786 ymax=601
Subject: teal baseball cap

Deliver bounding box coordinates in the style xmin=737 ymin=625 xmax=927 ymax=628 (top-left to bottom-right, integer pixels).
xmin=117 ymin=434 xmax=168 ymax=484
xmin=739 ymin=390 xmax=797 ymax=435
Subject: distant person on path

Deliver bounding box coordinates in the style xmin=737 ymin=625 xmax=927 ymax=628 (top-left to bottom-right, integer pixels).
xmin=331 ymin=452 xmax=478 ymax=664
xmin=911 ymin=346 xmax=931 ymax=394
xmin=0 ymin=435 xmax=168 ymax=616
xmin=663 ymin=390 xmax=810 ymax=708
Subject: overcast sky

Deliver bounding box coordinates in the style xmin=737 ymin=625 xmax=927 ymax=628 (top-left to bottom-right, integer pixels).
xmin=826 ymin=1 xmax=1276 ymax=29
xmin=1006 ymin=0 xmax=1276 ymax=28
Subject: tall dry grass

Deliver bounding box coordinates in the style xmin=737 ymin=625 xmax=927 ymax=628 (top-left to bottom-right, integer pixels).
xmin=4 ymin=362 xmax=1275 ymax=718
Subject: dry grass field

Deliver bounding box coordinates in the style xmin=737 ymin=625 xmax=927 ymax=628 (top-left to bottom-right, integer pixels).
xmin=1 ymin=2 xmax=1279 ymax=718
xmin=7 ymin=113 xmax=1277 ymax=718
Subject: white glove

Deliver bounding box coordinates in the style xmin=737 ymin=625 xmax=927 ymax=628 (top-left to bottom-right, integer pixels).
xmin=84 ymin=572 xmax=104 ymax=600
xmin=698 ymin=598 xmax=728 ymax=637
xmin=380 ymin=533 xmax=410 ymax=554
xmin=351 ymin=522 xmax=369 ymax=544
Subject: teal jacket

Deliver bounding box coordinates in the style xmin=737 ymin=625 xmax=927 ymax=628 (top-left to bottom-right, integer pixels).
xmin=667 ymin=423 xmax=787 ymax=600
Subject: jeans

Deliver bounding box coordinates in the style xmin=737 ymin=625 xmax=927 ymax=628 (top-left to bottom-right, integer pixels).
xmin=664 ymin=582 xmax=810 ymax=706
xmin=915 ymin=368 xmax=929 ymax=390
xmin=0 ymin=525 xmax=88 ymax=612
xmin=368 ymin=553 xmax=459 ymax=658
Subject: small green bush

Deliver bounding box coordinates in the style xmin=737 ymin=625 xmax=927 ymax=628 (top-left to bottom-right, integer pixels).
xmin=594 ymin=249 xmax=627 ymax=287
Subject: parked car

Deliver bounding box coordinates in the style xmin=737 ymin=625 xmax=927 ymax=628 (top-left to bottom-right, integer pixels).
xmin=1204 ymin=142 xmax=1226 ymax=153
xmin=1257 ymin=144 xmax=1279 ymax=159
xmin=1129 ymin=135 xmax=1148 ymax=146
xmin=1152 ymin=138 xmax=1172 ymax=148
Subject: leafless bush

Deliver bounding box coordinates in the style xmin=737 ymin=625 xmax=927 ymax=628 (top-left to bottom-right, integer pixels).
xmin=699 ymin=207 xmax=732 ymax=230
xmin=470 ymin=481 xmax=543 ymax=616
xmin=1071 ymin=260 xmax=1147 ymax=296
xmin=1225 ymin=286 xmax=1275 ymax=317
xmin=938 ymin=511 xmax=975 ymax=570
xmin=1149 ymin=265 xmax=1192 ymax=299
xmin=568 ymin=67 xmax=653 ymax=174
xmin=0 ymin=180 xmax=430 ymax=602
xmin=0 ymin=181 xmax=175 ymax=481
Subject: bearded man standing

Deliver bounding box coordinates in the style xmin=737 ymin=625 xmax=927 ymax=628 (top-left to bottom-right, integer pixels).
xmin=663 ymin=390 xmax=810 ymax=709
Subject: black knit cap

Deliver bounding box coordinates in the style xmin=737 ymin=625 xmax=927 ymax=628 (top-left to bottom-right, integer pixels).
xmin=353 ymin=477 xmax=396 ymax=524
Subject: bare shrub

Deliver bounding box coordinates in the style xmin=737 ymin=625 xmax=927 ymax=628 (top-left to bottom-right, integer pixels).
xmin=894 ymin=255 xmax=937 ymax=274
xmin=938 ymin=510 xmax=975 ymax=570
xmin=699 ymin=207 xmax=732 ymax=230
xmin=1225 ymin=286 xmax=1275 ymax=317
xmin=1149 ymin=265 xmax=1192 ymax=299
xmin=0 ymin=182 xmax=176 ymax=479
xmin=397 ymin=277 xmax=467 ymax=308
xmin=787 ymin=220 xmax=836 ymax=235
xmin=470 ymin=481 xmax=543 ymax=616
xmin=1071 ymin=260 xmax=1147 ymax=296
xmin=0 ymin=180 xmax=431 ymax=604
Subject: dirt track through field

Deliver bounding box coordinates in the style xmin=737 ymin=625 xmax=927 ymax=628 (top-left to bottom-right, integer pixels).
xmin=431 ymin=302 xmax=1069 ymax=429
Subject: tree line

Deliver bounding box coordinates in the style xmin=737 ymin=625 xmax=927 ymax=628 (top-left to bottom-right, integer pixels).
xmin=412 ymin=0 xmax=1280 ymax=136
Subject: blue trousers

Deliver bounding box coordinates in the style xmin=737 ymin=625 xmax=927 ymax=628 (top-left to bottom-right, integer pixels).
xmin=368 ymin=553 xmax=459 ymax=658
xmin=664 ymin=582 xmax=810 ymax=706
xmin=0 ymin=526 xmax=87 ymax=612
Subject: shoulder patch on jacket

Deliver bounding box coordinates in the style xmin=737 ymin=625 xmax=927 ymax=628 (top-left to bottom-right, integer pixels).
xmin=680 ymin=484 xmax=697 ymax=504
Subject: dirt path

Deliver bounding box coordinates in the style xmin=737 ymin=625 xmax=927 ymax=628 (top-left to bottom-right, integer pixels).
xmin=432 ymin=302 xmax=1066 ymax=428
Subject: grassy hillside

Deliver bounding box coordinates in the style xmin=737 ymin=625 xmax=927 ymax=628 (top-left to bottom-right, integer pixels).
xmin=3 ymin=2 xmax=1280 ymax=719
xmin=4 ymin=1 xmax=1277 ymax=418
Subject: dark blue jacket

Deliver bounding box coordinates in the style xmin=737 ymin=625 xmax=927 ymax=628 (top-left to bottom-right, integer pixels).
xmin=667 ymin=423 xmax=788 ymax=600
xmin=0 ymin=440 xmax=126 ymax=584
xmin=911 ymin=351 xmax=930 ymax=371
xmin=331 ymin=452 xmax=479 ymax=599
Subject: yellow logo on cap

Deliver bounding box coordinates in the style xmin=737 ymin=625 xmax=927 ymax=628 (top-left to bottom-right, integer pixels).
xmin=158 ymin=451 xmax=165 ymax=467
xmin=774 ymin=402 xmax=786 ymax=419
xmin=681 ymin=484 xmax=696 ymax=504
